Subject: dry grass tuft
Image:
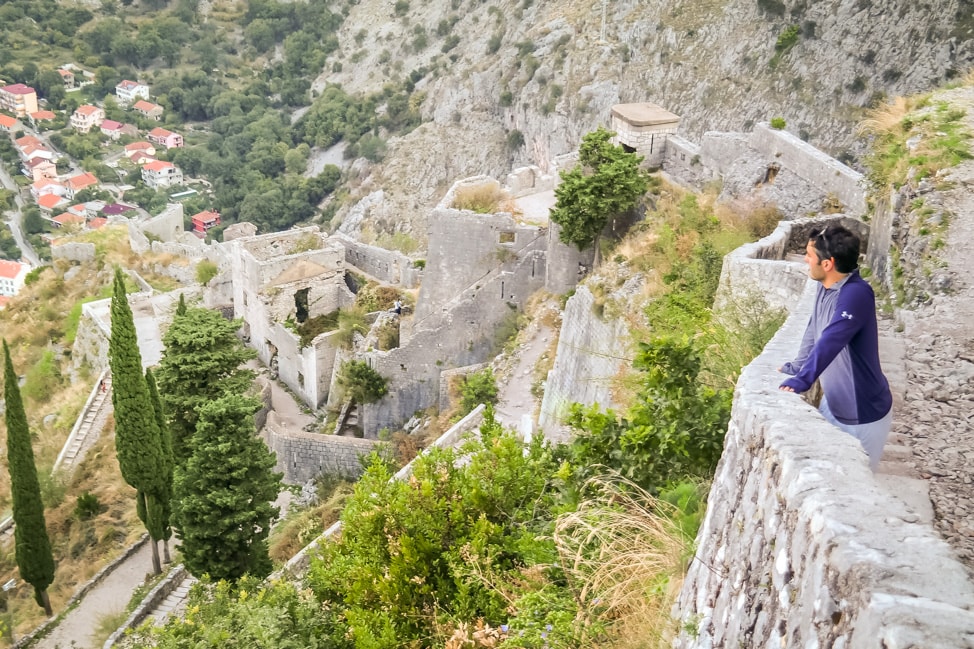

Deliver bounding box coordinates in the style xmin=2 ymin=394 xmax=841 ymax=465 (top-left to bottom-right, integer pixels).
xmin=858 ymin=95 xmax=917 ymax=136
xmin=453 ymin=182 xmax=509 ymax=214
xmin=554 ymin=476 xmax=689 ymax=649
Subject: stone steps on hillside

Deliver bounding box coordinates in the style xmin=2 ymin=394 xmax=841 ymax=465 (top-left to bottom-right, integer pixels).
xmin=149 ymin=575 xmax=198 ymax=626
xmin=876 ymin=335 xmax=933 ymax=524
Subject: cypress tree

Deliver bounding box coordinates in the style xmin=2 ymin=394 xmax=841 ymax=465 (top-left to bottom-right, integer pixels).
xmin=145 ymin=368 xmax=174 ymax=564
xmin=108 ymin=268 xmax=166 ymax=574
xmin=2 ymin=341 xmax=55 ymax=616
xmin=175 ymin=293 xmax=187 ymax=317
xmin=173 ymin=393 xmax=281 ymax=582
xmin=156 ymin=307 xmax=256 ymax=463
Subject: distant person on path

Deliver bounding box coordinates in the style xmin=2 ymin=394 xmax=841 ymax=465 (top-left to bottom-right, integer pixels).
xmin=393 ymin=299 xmax=403 ymax=315
xmin=779 ymin=224 xmax=893 ymax=471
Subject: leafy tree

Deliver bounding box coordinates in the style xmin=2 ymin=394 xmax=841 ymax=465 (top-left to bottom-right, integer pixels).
xmin=2 ymin=341 xmax=55 ymax=616
xmin=156 ymin=306 xmax=256 ymax=463
xmin=549 ymin=127 xmax=649 ymax=262
xmin=173 ymin=394 xmax=281 ymax=581
xmin=109 ymin=268 xmax=168 ymax=574
xmin=567 ymin=336 xmax=731 ymax=493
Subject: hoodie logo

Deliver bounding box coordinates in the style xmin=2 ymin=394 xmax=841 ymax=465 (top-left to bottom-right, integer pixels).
xmin=840 ymin=311 xmax=854 ymax=320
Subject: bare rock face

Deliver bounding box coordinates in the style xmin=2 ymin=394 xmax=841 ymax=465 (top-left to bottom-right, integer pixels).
xmin=320 ymin=0 xmax=974 ymax=236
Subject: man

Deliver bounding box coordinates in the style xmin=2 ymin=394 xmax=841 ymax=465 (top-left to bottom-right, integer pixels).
xmin=779 ymin=224 xmax=893 ymax=471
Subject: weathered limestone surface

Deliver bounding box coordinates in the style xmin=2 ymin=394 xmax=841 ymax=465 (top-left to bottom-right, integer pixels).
xmin=538 ymin=284 xmax=632 ymax=438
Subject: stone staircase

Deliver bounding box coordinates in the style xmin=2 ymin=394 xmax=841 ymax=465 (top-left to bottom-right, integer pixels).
xmin=53 ymin=374 xmax=113 ymax=473
xmin=0 ymin=372 xmax=114 ymax=545
xmin=876 ymin=333 xmax=935 ymax=523
xmin=148 ymin=574 xmax=198 ymax=626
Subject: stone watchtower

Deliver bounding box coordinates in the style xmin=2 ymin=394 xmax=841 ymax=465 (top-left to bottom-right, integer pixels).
xmin=610 ymin=102 xmax=681 ymax=168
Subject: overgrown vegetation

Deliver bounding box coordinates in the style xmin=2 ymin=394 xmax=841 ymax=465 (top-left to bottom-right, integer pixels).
xmin=336 ymin=360 xmax=388 ymax=404
xmin=134 ymin=414 xmax=706 ymax=649
xmin=453 ymin=182 xmax=508 ymax=214
xmin=458 ymin=367 xmax=498 ymax=416
xmin=860 ymin=95 xmax=972 ymax=190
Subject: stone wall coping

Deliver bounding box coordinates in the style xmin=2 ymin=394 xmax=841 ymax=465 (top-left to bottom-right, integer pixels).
xmin=103 ymin=564 xmax=188 ymax=648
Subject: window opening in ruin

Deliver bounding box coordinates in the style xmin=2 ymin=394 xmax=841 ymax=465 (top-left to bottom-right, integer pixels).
xmin=762 ymin=163 xmax=780 ymax=185
xmin=500 ymin=281 xmax=505 ymax=299
xmin=499 ymin=231 xmax=515 ymax=244
xmin=531 ymin=258 xmax=536 ymax=277
xmin=649 ymin=135 xmax=654 ymax=154
xmin=621 ymin=143 xmax=636 ymax=154
xmin=298 ymin=372 xmax=304 ymax=388
xmin=294 ymin=287 xmax=310 ymax=323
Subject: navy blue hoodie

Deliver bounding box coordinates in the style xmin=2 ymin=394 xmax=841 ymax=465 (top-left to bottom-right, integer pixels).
xmin=780 ymin=270 xmax=892 ymax=425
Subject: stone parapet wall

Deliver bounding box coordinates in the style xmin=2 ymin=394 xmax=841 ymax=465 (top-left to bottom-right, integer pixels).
xmin=263 ymin=411 xmax=380 ymax=484
xmin=748 ymin=123 xmax=867 ymax=214
xmin=674 ymin=282 xmax=974 ymax=648
xmin=336 ymin=234 xmax=423 ymax=289
xmin=661 ymin=135 xmax=717 ymax=189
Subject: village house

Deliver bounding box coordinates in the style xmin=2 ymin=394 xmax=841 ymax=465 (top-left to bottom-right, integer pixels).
xmin=23 ymin=157 xmax=57 ymax=183
xmin=100 ymin=119 xmax=124 ymax=140
xmin=71 ymin=104 xmax=106 ymax=133
xmin=0 ymin=260 xmax=29 ymax=298
xmin=28 ymin=110 xmax=56 ymax=127
xmin=147 ymin=127 xmax=183 ymax=148
xmin=191 ymin=210 xmax=221 ymax=237
xmin=87 ymin=217 xmax=108 ymax=229
xmin=141 ymin=160 xmax=183 ymax=188
xmin=0 ymin=114 xmax=20 ymax=132
xmin=0 ymin=84 xmax=38 ymax=117
xmin=64 ymin=172 xmax=99 ymax=199
xmin=37 ymin=192 xmax=68 ymax=213
xmin=115 ymin=80 xmax=150 ymax=105
xmin=132 ymin=99 xmax=163 ymax=121
xmin=31 ymin=178 xmax=66 ymax=202
xmin=101 ymin=203 xmax=137 ymax=217
xmin=57 ymin=69 xmax=75 ymax=89
xmin=51 ymin=212 xmax=86 ymax=230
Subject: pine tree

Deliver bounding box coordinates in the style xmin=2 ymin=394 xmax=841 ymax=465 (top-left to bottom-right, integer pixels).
xmin=174 ymin=394 xmax=282 ymax=582
xmin=2 ymin=341 xmax=55 ymax=616
xmin=108 ymin=268 xmax=167 ymax=574
xmin=175 ymin=293 xmax=187 ymax=317
xmin=145 ymin=368 xmax=174 ymax=564
xmin=156 ymin=306 xmax=256 ymax=463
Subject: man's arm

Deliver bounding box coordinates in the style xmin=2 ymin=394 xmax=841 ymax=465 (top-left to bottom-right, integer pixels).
xmin=779 ymin=316 xmax=815 ymax=375
xmin=779 ymin=287 xmax=866 ymax=392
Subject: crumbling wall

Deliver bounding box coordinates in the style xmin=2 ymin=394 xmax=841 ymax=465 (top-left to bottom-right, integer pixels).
xmin=336 ymin=234 xmax=423 ymax=289
xmin=262 ymin=411 xmax=380 ymax=484
xmin=51 ymin=242 xmax=96 ymax=263
xmin=138 ymin=203 xmax=184 ymax=242
xmin=357 ymin=243 xmax=547 ymax=436
xmin=415 ymin=201 xmax=547 ymax=319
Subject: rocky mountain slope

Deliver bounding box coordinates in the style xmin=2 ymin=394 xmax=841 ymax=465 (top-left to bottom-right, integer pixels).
xmin=313 ymin=0 xmax=974 ymax=238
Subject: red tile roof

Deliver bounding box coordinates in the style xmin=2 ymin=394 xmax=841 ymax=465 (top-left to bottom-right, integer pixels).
xmin=0 ymin=114 xmax=18 ymax=128
xmin=66 ymin=172 xmax=99 ymax=190
xmin=0 ymin=259 xmax=26 ymax=279
xmin=125 ymin=141 xmax=154 ymax=151
xmin=52 ymin=213 xmax=85 ymax=225
xmin=100 ymin=119 xmax=122 ymax=130
xmin=75 ymin=105 xmax=102 ymax=116
xmin=29 ymin=110 xmax=56 ymax=121
xmin=1 ymin=84 xmax=35 ymax=95
xmin=87 ymin=217 xmax=108 ymax=229
xmin=143 ymin=160 xmax=174 ymax=172
xmin=37 ymin=194 xmax=66 ymax=209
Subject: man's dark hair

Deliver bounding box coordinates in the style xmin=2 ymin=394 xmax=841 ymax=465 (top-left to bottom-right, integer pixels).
xmin=810 ymin=224 xmax=859 ymax=273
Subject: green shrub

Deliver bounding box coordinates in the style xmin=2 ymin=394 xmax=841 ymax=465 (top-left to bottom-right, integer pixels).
xmin=394 ymin=0 xmax=409 ymax=15
xmin=770 ymin=116 xmax=786 ymax=129
xmin=74 ymin=492 xmax=103 ymax=520
xmin=22 ymin=349 xmax=61 ymax=403
xmin=774 ymin=24 xmax=800 ymax=52
xmin=567 ymin=336 xmax=731 ymax=493
xmin=195 ymin=259 xmax=218 ymax=285
xmin=507 ymin=129 xmax=525 ymax=149
xmin=459 ymin=367 xmax=498 ymax=415
xmin=337 ymin=360 xmax=388 ymax=403
xmin=486 ymin=33 xmax=503 ymax=54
